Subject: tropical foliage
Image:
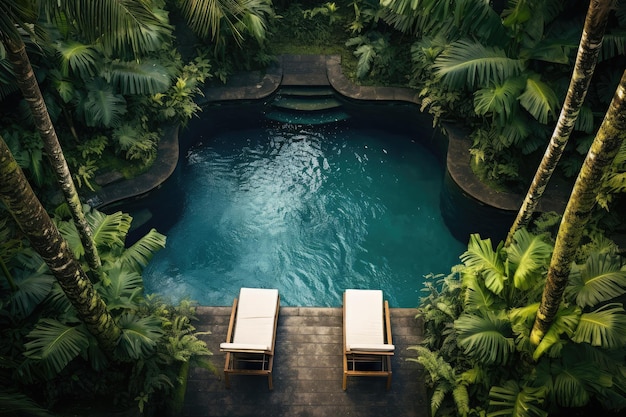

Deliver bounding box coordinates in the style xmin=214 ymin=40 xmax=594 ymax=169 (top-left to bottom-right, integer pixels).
xmin=377 ymin=0 xmax=626 ymax=190
xmin=0 ymin=206 xmax=213 ymax=414
xmin=411 ymin=229 xmax=626 ymax=417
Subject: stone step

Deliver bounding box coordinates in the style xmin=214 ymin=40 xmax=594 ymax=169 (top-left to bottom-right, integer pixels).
xmin=277 ymin=86 xmax=336 ymax=97
xmin=271 ymin=96 xmax=342 ymax=111
xmin=265 ymin=109 xmax=350 ymax=125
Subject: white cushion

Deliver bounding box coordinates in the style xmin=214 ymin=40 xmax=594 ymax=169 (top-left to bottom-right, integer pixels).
xmin=220 ymin=342 xmax=269 ymax=352
xmin=346 ymin=344 xmax=395 ymax=352
xmin=345 ymin=289 xmax=392 ymax=352
xmin=232 ymin=288 xmax=279 ymax=349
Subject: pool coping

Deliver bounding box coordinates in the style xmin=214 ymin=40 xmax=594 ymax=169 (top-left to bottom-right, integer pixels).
xmin=88 ymin=54 xmax=568 ymax=215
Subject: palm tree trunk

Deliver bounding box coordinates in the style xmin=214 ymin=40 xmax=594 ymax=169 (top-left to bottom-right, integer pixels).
xmin=530 ymin=70 xmax=626 ymax=346
xmin=0 ymin=134 xmax=121 ymax=353
xmin=505 ymin=0 xmax=613 ymax=247
xmin=1 ymin=36 xmax=103 ymax=275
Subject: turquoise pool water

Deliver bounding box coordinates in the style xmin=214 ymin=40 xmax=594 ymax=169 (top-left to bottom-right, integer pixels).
xmin=136 ymin=108 xmax=466 ymax=308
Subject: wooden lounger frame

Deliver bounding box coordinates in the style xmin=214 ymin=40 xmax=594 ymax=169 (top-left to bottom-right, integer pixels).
xmin=342 ymin=292 xmax=393 ymax=390
xmin=222 ymin=294 xmax=280 ymax=390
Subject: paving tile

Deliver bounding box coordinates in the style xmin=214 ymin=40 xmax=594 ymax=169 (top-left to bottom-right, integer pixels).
xmin=185 ymin=306 xmax=428 ymax=417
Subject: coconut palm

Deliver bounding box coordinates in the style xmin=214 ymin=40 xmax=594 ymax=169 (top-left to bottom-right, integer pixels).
xmin=413 ymin=228 xmax=626 ymax=416
xmin=505 ymin=0 xmax=614 ymax=247
xmin=176 ymin=0 xmax=275 ymax=51
xmin=0 ymin=1 xmax=103 ymax=274
xmin=530 ymin=70 xmax=626 ymax=346
xmin=0 ymin=133 xmax=121 ymax=353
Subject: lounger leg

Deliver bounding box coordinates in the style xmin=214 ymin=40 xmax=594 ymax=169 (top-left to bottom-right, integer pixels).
xmin=342 ymin=373 xmax=347 ymax=391
xmin=386 ymin=357 xmax=392 ymax=390
xmin=268 ymin=372 xmax=273 ymax=390
xmin=224 ymin=352 xmax=231 ymax=389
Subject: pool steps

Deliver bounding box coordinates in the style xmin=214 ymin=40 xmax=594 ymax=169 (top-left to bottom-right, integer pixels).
xmin=265 ymin=86 xmax=351 ymax=125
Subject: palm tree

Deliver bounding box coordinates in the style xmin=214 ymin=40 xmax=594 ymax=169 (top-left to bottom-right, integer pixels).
xmin=0 ymin=133 xmax=121 ymax=353
xmin=0 ymin=2 xmax=103 ymax=274
xmin=412 ymin=228 xmax=626 ymax=415
xmin=505 ymin=0 xmax=614 ymax=247
xmin=176 ymin=0 xmax=274 ymax=50
xmin=530 ymin=70 xmax=626 ymax=345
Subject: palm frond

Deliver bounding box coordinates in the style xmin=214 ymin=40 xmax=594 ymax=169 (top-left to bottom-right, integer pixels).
xmin=565 ymin=253 xmax=626 ymax=308
xmin=9 ymin=267 xmax=55 ymax=319
xmin=54 ymin=40 xmax=101 ymax=79
xmin=532 ymin=305 xmax=581 ymax=360
xmin=488 ymin=380 xmax=548 ymax=417
xmin=462 ymin=271 xmax=499 ymax=312
xmin=506 ymin=229 xmax=552 ymax=291
xmin=87 ymin=209 xmax=132 ymax=251
xmin=23 ymin=319 xmax=90 ymax=375
xmin=518 ymin=74 xmax=559 ymax=124
xmin=97 ymin=262 xmax=143 ymax=310
xmin=550 ymin=354 xmax=613 ymax=408
xmin=434 ymin=40 xmax=525 ymax=89
xmin=79 ymin=79 xmax=128 ymax=128
xmin=116 ymin=228 xmax=166 ymax=273
xmin=572 ymin=303 xmax=626 ymax=348
xmin=48 ymin=0 xmax=172 ymax=57
xmin=460 ymin=234 xmax=507 ymax=295
xmin=474 ymin=77 xmax=525 ymax=125
xmin=454 ymin=311 xmax=514 ymax=365
xmin=115 ymin=312 xmax=164 ymax=360
xmin=103 ymin=60 xmax=171 ymax=95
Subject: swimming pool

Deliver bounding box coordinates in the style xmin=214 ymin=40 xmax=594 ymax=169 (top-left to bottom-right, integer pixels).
xmin=123 ymin=101 xmax=466 ymax=307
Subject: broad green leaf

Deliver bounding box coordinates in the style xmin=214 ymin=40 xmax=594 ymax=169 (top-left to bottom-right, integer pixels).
xmin=87 ymin=209 xmax=132 ymax=250
xmin=460 ymin=234 xmax=507 ymax=295
xmin=116 ymin=313 xmax=164 ymax=360
xmin=434 ymin=40 xmax=524 ymax=89
xmin=533 ymin=306 xmax=581 ymax=360
xmin=104 ymin=60 xmax=171 ymax=95
xmin=518 ymin=75 xmax=559 ymax=124
xmin=119 ymin=228 xmax=166 ymax=272
xmin=565 ymin=253 xmax=626 ymax=308
xmin=455 ymin=311 xmax=514 ymax=365
xmin=98 ymin=263 xmax=143 ymax=310
xmin=24 ymin=319 xmax=90 ymax=375
xmin=462 ymin=272 xmax=498 ymax=312
xmin=473 ymin=77 xmax=525 ymax=124
xmin=572 ymin=303 xmax=626 ymax=348
xmin=550 ymin=355 xmax=612 ymax=408
xmin=507 ymin=229 xmax=552 ymax=291
xmin=55 ymin=40 xmax=100 ymax=78
xmin=80 ymin=80 xmax=127 ymax=128
xmin=488 ymin=380 xmax=548 ymax=417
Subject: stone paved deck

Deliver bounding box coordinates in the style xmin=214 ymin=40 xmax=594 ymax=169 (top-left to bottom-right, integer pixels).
xmin=184 ymin=306 xmax=428 ymax=417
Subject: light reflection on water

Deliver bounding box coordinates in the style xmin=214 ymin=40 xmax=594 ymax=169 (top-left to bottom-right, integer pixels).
xmin=142 ymin=123 xmax=466 ymax=307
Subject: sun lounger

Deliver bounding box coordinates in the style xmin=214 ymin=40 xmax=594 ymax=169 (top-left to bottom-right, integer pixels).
xmin=220 ymin=288 xmax=280 ymax=390
xmin=343 ymin=289 xmax=394 ymax=390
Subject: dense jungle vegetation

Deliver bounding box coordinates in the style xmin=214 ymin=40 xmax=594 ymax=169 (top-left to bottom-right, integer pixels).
xmin=1 ymin=0 xmax=625 ymax=416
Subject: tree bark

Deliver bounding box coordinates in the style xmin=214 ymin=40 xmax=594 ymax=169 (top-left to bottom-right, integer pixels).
xmin=1 ymin=35 xmax=103 ymax=274
xmin=505 ymin=0 xmax=613 ymax=247
xmin=530 ymin=70 xmax=626 ymax=346
xmin=0 ymin=134 xmax=121 ymax=353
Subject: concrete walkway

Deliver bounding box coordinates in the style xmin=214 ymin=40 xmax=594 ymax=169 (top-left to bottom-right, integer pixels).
xmin=183 ymin=306 xmax=428 ymax=417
